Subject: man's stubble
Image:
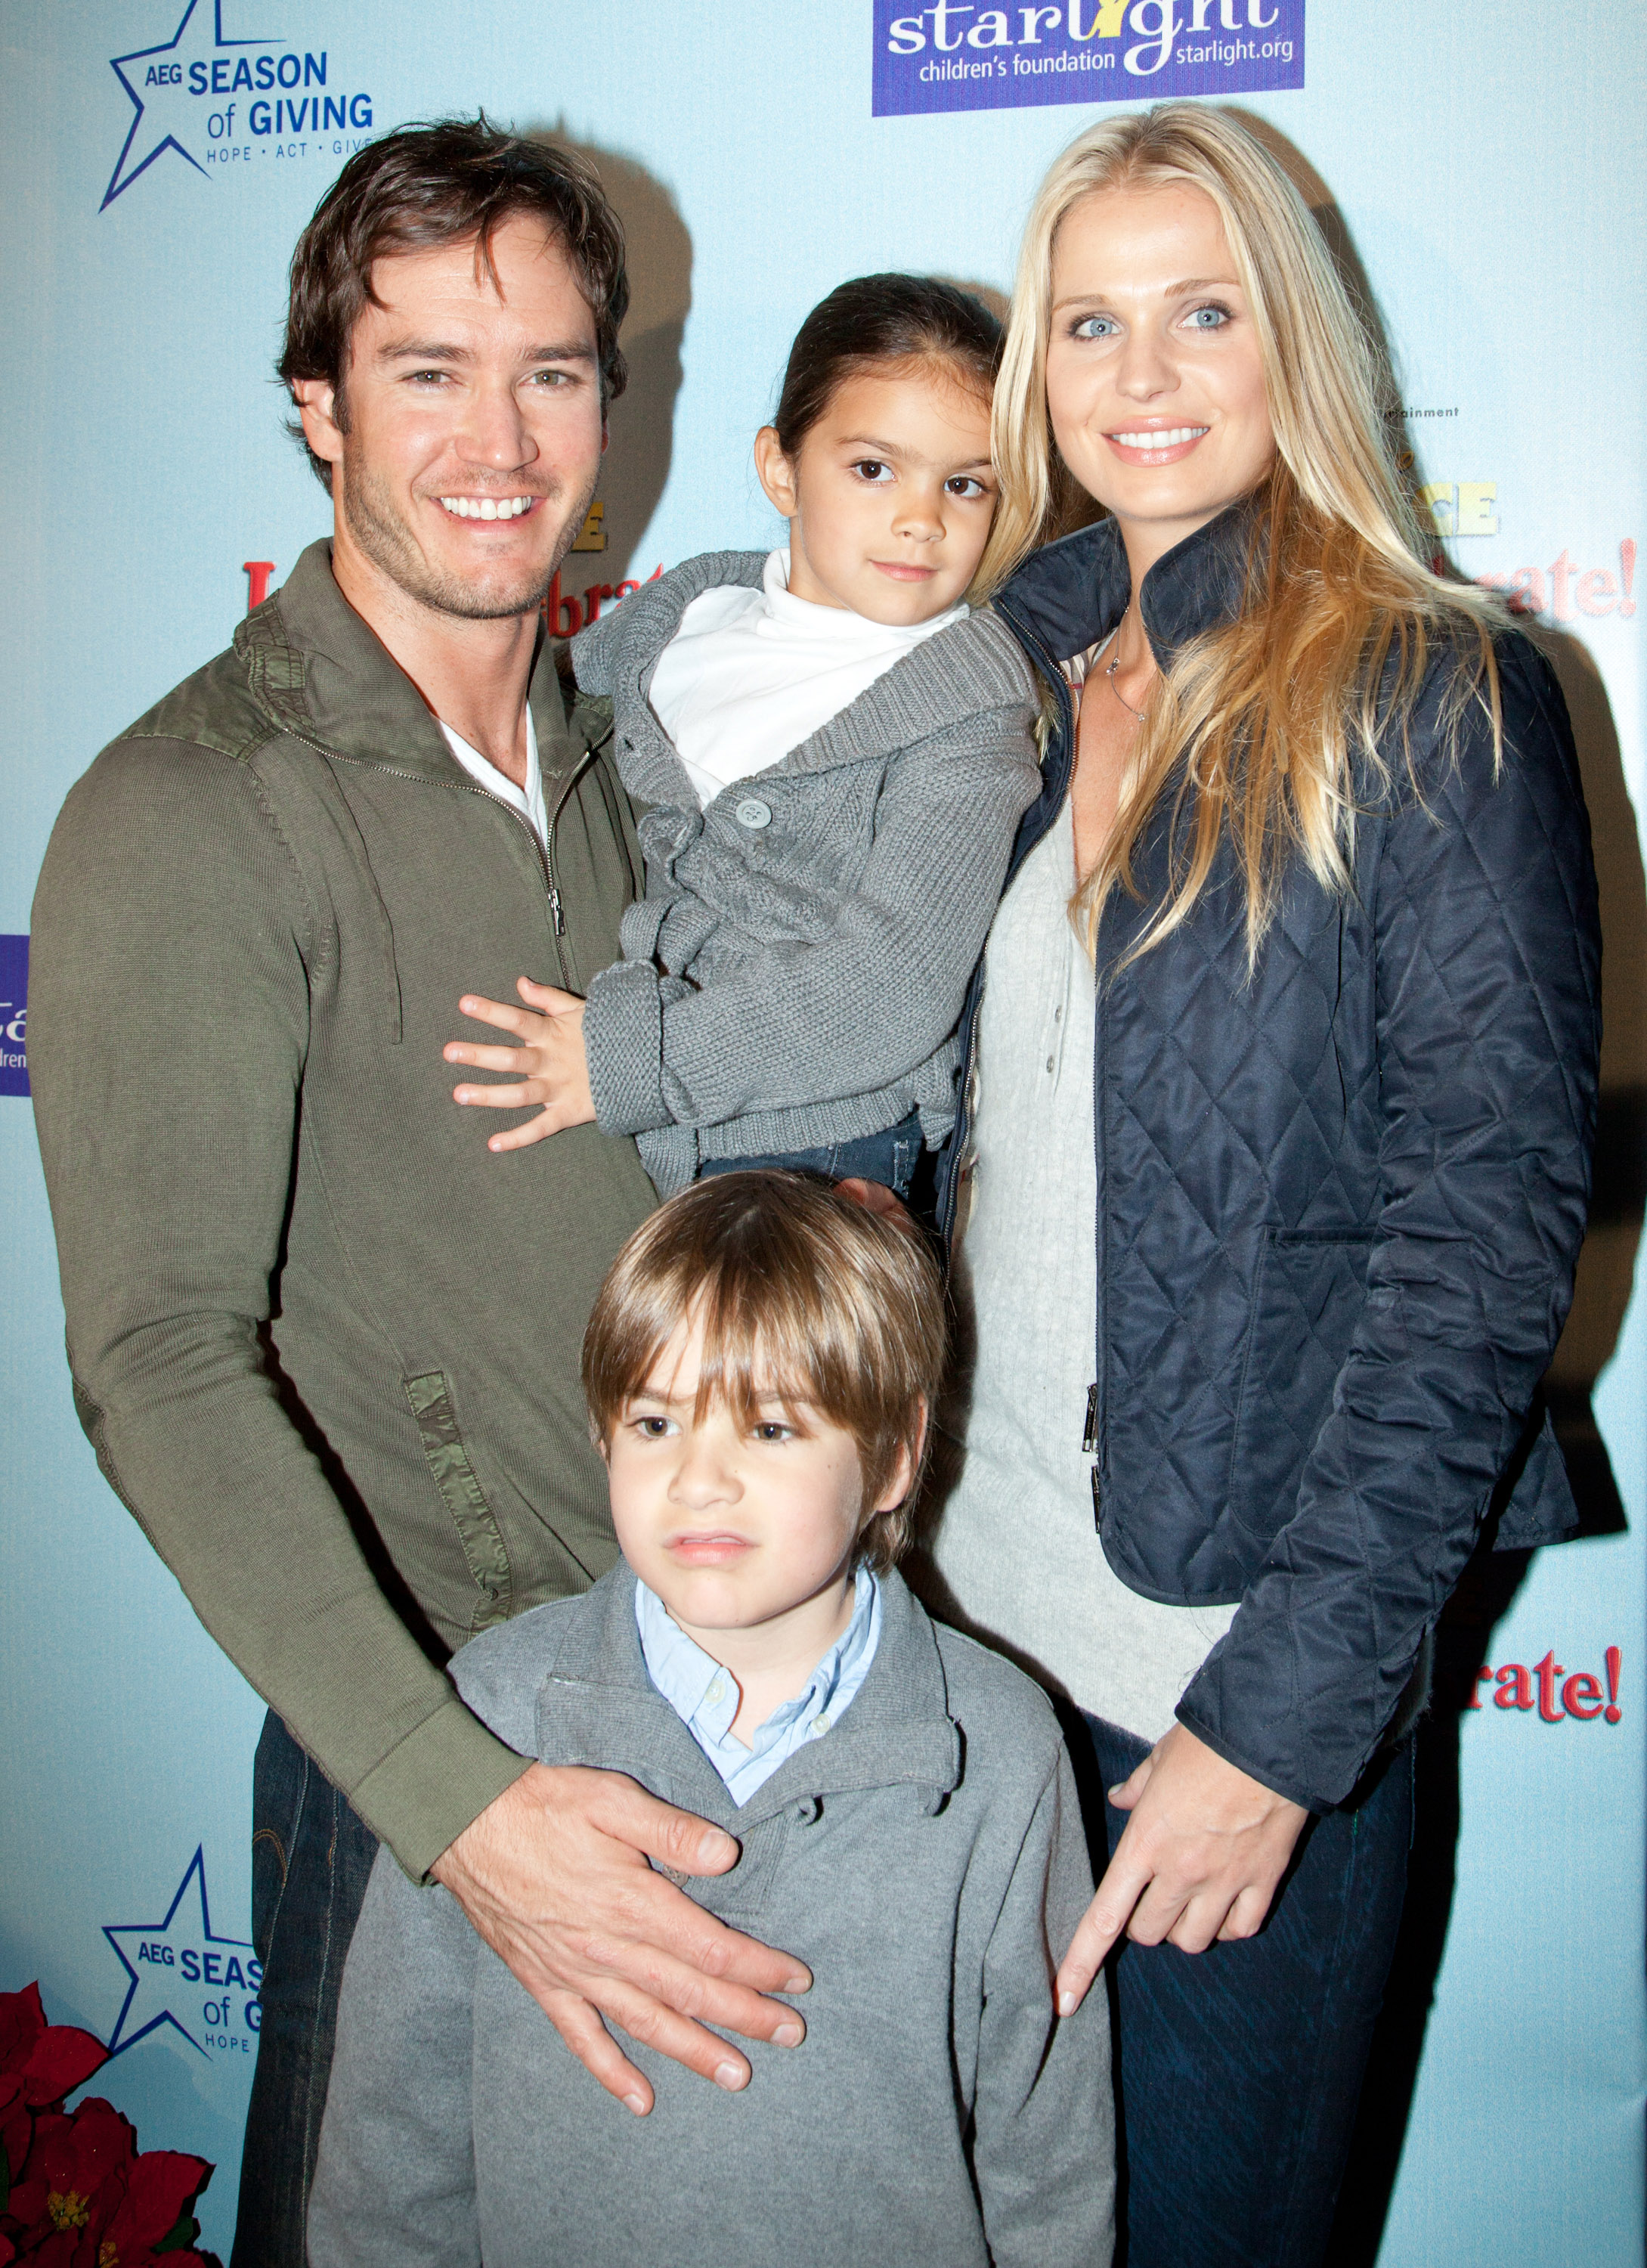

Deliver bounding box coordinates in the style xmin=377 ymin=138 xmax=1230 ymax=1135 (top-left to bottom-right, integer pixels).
xmin=339 ymin=445 xmax=596 ymax=624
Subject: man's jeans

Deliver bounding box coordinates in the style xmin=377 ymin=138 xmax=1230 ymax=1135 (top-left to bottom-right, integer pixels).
xmin=1082 ymin=1715 xmax=1413 ymax=2268
xmin=232 ymin=1712 xmax=377 ymax=2268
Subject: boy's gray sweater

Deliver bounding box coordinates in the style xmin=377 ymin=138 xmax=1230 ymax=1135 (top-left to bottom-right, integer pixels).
xmin=308 ymin=1566 xmax=1114 ymax=2268
xmin=571 ymin=553 xmax=1042 ymax=1192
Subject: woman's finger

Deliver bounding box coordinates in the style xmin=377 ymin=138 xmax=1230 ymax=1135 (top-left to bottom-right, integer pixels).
xmin=1056 ymin=1859 xmax=1150 ymax=2010
xmin=1215 ymin=1882 xmax=1274 ymax=1944
xmin=1106 ymin=1753 xmax=1154 ymax=1813
xmin=1158 ymin=1886 xmax=1232 ymax=1956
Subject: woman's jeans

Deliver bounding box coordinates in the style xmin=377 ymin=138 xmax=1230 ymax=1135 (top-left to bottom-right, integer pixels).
xmin=698 ymin=1108 xmax=924 ymax=1201
xmin=1081 ymin=1714 xmax=1413 ymax=2268
xmin=232 ymin=1711 xmax=377 ymax=2267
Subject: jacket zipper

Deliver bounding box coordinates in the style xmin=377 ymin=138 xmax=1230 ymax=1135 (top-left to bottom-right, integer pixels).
xmin=940 ymin=603 xmax=1076 ymax=1243
xmin=275 ymin=722 xmax=599 ymax=990
xmin=990 ymin=604 xmax=1107 ymax=1516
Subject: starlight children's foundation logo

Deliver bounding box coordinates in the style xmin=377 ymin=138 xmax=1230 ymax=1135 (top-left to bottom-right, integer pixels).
xmin=104 ymin=0 xmax=375 ymax=209
xmin=102 ymin=1848 xmax=261 ymax=2062
xmin=872 ymin=0 xmax=1305 ymax=116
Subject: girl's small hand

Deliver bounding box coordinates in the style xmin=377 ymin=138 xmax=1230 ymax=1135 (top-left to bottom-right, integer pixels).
xmin=444 ymin=978 xmax=595 ymax=1151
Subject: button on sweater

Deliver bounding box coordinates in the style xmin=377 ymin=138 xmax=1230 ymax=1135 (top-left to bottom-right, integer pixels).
xmin=571 ymin=550 xmax=1042 ymax=1194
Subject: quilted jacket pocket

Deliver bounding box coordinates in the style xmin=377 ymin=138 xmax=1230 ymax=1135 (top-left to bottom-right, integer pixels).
xmin=404 ymin=1371 xmax=513 ymax=1631
xmin=1228 ymin=1232 xmax=1376 ymax=1545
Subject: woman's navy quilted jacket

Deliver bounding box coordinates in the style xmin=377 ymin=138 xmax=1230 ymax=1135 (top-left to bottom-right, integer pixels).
xmin=945 ymin=506 xmax=1601 ymax=1811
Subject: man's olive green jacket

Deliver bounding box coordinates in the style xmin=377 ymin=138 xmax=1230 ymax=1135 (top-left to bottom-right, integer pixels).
xmin=29 ymin=541 xmax=658 ymax=1878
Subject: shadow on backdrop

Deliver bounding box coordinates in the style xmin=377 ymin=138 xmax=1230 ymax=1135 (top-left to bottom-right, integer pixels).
xmin=1326 ymin=624 xmax=1645 ymax=2267
xmin=530 ymin=127 xmax=692 ymax=600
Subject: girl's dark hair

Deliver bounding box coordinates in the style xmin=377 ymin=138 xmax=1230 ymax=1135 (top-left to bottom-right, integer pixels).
xmin=773 ymin=274 xmax=1004 ymax=457
xmin=280 ymin=115 xmax=628 ymax=486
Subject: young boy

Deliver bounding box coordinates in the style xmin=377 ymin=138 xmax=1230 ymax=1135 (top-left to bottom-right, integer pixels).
xmin=307 ymin=1174 xmax=1114 ymax=2268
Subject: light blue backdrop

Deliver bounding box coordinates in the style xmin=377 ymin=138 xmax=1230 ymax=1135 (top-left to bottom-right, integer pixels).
xmin=2 ymin=5 xmax=1641 ymax=2259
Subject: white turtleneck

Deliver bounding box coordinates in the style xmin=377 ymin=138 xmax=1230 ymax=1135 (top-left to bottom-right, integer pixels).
xmin=645 ymin=548 xmax=967 ymax=807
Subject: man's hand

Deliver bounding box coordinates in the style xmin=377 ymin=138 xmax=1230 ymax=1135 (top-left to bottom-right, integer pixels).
xmin=431 ymin=1763 xmax=812 ymax=2115
xmin=444 ymin=978 xmax=594 ymax=1150
xmin=1055 ymin=1723 xmax=1310 ymax=2012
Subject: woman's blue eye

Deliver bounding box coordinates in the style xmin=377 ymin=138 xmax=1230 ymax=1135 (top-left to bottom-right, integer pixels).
xmin=1072 ymin=314 xmax=1119 ymax=340
xmin=1185 ymin=304 xmax=1231 ymax=330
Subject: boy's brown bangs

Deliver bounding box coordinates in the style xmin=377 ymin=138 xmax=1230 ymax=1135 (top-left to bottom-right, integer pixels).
xmin=580 ymin=1173 xmax=948 ymax=1570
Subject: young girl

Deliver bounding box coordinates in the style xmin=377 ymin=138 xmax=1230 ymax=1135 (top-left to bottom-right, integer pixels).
xmin=442 ymin=275 xmax=1042 ymax=1196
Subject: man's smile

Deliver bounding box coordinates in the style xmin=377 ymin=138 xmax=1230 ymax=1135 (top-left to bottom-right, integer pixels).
xmin=435 ymin=493 xmax=543 ymax=520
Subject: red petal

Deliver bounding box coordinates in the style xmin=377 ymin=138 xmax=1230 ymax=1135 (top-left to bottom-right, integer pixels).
xmin=0 ymin=2091 xmax=32 ymax=2183
xmin=20 ymin=2025 xmax=110 ymax=2109
xmin=0 ymin=1988 xmax=45 ymax=2080
xmin=33 ymin=2097 xmax=136 ymax=2195
xmin=104 ymin=2150 xmax=210 ymax=2245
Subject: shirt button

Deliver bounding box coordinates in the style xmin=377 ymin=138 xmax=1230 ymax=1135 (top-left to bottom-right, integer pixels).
xmin=1054 ymin=1005 xmax=1063 ymax=1022
xmin=1046 ymin=1055 xmax=1056 ymax=1073
xmin=735 ymin=796 xmax=772 ymax=829
xmin=813 ymin=1713 xmax=830 ymax=1735
xmin=706 ymin=1678 xmax=725 ymax=1704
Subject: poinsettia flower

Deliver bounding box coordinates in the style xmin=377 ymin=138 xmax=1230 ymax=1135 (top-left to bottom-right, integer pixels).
xmin=96 ymin=2147 xmax=209 ymax=2256
xmin=0 ymin=1984 xmax=108 ymax=2108
xmin=4 ymin=2100 xmax=134 ymax=2254
xmin=5 ymin=2100 xmax=211 ymax=2268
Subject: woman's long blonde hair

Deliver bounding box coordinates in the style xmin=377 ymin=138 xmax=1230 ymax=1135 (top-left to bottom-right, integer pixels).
xmin=980 ymin=104 xmax=1502 ymax=967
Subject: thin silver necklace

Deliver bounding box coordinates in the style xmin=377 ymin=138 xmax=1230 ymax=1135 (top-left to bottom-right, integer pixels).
xmin=1104 ymin=654 xmax=1148 ymax=720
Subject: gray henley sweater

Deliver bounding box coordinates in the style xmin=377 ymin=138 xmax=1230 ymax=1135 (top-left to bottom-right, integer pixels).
xmin=308 ymin=1565 xmax=1114 ymax=2268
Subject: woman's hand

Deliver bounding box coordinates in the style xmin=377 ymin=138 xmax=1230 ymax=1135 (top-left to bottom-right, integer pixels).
xmin=1056 ymin=1722 xmax=1310 ymax=2012
xmin=444 ymin=978 xmax=594 ymax=1151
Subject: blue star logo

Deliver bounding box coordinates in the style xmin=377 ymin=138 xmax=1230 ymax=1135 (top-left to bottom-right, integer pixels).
xmin=102 ymin=1847 xmax=258 ymax=2058
xmin=104 ymin=1 xmax=280 ymax=210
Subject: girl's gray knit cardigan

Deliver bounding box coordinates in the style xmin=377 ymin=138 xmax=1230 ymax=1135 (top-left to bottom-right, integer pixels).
xmin=570 ymin=550 xmax=1042 ymax=1194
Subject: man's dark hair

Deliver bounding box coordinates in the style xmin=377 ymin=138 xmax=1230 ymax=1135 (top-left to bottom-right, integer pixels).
xmin=279 ymin=116 xmax=629 ymax=486
xmin=772 ymin=274 xmax=1003 ymax=459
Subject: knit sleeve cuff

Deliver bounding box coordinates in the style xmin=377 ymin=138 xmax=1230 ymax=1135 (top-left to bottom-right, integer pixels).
xmin=583 ymin=959 xmax=670 ymax=1136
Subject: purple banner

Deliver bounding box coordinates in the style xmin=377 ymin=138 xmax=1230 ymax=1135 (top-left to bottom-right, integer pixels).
xmin=0 ymin=936 xmax=27 ymax=1098
xmin=872 ymin=2 xmax=1305 ymax=116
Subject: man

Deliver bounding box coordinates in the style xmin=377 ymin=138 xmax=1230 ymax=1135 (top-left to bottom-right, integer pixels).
xmin=29 ymin=119 xmax=808 ymax=2267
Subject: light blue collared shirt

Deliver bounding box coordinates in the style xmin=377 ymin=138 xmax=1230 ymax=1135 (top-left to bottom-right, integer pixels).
xmin=634 ymin=1569 xmax=882 ymax=1808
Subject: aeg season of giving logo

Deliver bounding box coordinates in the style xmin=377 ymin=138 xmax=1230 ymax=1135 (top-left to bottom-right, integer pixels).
xmin=103 ymin=0 xmax=376 ymax=208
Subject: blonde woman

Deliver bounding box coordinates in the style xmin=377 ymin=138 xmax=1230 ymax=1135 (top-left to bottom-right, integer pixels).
xmin=923 ymin=105 xmax=1599 ymax=2265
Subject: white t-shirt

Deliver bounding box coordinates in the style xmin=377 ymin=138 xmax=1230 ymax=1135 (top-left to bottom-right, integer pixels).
xmin=438 ymin=705 xmax=546 ymax=843
xmin=646 ymin=548 xmax=967 ymax=807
